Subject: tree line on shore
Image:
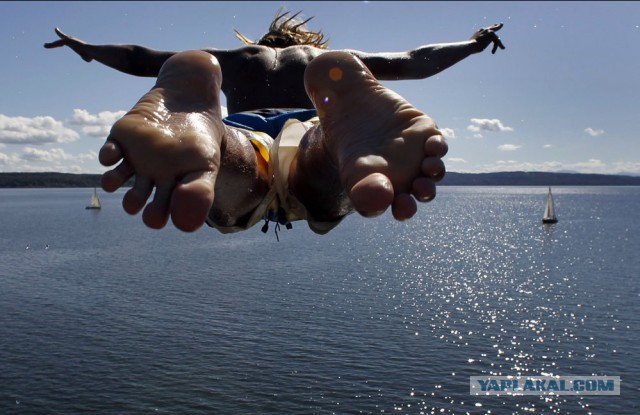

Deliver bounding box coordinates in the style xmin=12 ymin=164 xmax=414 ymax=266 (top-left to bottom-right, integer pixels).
xmin=0 ymin=171 xmax=639 ymax=188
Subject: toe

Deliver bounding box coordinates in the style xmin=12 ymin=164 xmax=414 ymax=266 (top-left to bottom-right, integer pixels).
xmin=142 ymin=183 xmax=172 ymax=229
xmin=101 ymin=161 xmax=134 ymax=192
xmin=348 ymin=172 xmax=394 ymax=217
xmin=122 ymin=177 xmax=153 ymax=215
xmin=99 ymin=139 xmax=123 ymax=166
xmin=391 ymin=193 xmax=418 ymax=220
xmin=424 ymin=135 xmax=448 ymax=158
xmin=421 ymin=157 xmax=446 ymax=182
xmin=411 ymin=177 xmax=436 ymax=202
xmin=170 ymin=171 xmax=216 ymax=232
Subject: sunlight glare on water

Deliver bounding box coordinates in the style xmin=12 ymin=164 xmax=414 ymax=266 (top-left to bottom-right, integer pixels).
xmin=339 ymin=187 xmax=638 ymax=414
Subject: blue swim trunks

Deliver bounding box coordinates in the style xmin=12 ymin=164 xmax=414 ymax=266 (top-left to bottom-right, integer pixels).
xmin=223 ymin=108 xmax=318 ymax=139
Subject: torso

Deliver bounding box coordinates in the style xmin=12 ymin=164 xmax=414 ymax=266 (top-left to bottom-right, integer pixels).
xmin=210 ymin=45 xmax=325 ymax=114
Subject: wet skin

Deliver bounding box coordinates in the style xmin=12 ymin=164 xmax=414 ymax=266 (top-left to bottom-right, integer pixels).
xmin=99 ymin=50 xmax=447 ymax=232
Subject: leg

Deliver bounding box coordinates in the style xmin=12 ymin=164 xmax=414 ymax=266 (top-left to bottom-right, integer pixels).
xmin=289 ymin=51 xmax=448 ymax=229
xmin=99 ymin=50 xmax=268 ymax=232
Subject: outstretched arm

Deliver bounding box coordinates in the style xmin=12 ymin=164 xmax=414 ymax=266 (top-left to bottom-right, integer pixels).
xmin=351 ymin=23 xmax=505 ymax=81
xmin=44 ymin=28 xmax=177 ymax=77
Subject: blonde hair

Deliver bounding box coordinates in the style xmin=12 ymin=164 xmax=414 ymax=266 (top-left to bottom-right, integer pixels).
xmin=235 ymin=10 xmax=328 ymax=49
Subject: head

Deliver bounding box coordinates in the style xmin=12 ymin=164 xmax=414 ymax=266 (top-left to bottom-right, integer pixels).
xmin=235 ymin=10 xmax=329 ymax=49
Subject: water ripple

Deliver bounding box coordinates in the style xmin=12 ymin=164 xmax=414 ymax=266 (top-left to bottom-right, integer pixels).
xmin=1 ymin=187 xmax=638 ymax=414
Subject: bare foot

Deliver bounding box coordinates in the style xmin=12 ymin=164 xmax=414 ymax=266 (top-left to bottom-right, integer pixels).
xmin=302 ymin=51 xmax=448 ymax=220
xmin=99 ymin=50 xmax=225 ymax=232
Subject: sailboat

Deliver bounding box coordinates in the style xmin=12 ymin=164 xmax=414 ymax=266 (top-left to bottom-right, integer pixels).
xmin=542 ymin=187 xmax=557 ymax=224
xmin=85 ymin=188 xmax=101 ymax=210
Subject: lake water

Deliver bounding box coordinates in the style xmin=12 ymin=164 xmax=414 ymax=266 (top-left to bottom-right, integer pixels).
xmin=1 ymin=186 xmax=638 ymax=414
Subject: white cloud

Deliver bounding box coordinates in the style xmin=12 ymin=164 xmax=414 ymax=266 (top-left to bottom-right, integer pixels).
xmin=498 ymin=144 xmax=522 ymax=151
xmin=571 ymin=158 xmax=607 ymax=171
xmin=0 ymin=114 xmax=79 ymax=145
xmin=69 ymin=109 xmax=127 ymax=138
xmin=21 ymin=147 xmax=74 ymax=162
xmin=454 ymin=158 xmax=640 ymax=175
xmin=0 ymin=151 xmax=20 ymax=166
xmin=70 ymin=109 xmax=126 ymax=125
xmin=584 ymin=127 xmax=604 ymax=137
xmin=439 ymin=127 xmax=455 ymax=140
xmin=446 ymin=157 xmax=467 ymax=163
xmin=543 ymin=144 xmax=553 ymax=149
xmin=495 ymin=160 xmax=519 ymax=165
xmin=467 ymin=118 xmax=514 ymax=136
xmin=2 ymin=147 xmax=99 ymax=173
xmin=611 ymin=162 xmax=640 ymax=174
xmin=82 ymin=125 xmax=113 ymax=138
xmin=20 ymin=146 xmax=97 ymax=164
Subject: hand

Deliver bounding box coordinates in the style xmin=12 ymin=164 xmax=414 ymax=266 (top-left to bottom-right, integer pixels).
xmin=43 ymin=28 xmax=93 ymax=62
xmin=470 ymin=23 xmax=506 ymax=54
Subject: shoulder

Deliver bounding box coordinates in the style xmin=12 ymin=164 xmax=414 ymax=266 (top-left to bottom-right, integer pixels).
xmin=277 ymin=45 xmax=326 ymax=66
xmin=205 ymin=45 xmax=325 ymax=59
xmin=202 ymin=45 xmax=267 ymax=59
xmin=280 ymin=45 xmax=325 ymax=57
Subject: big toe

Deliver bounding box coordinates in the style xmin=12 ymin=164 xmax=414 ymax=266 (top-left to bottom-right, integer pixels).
xmin=348 ymin=172 xmax=394 ymax=217
xmin=170 ymin=171 xmax=216 ymax=232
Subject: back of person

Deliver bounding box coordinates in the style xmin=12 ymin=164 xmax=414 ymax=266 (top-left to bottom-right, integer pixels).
xmin=215 ymin=44 xmax=324 ymax=113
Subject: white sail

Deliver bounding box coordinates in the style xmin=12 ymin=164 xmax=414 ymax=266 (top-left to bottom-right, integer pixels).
xmin=86 ymin=188 xmax=101 ymax=209
xmin=542 ymin=187 xmax=557 ymax=223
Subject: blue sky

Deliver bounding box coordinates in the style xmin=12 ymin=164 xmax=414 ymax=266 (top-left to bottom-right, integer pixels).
xmin=1 ymin=1 xmax=639 ymax=175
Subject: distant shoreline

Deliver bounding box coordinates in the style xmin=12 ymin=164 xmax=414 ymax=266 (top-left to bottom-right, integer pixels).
xmin=439 ymin=171 xmax=640 ymax=186
xmin=1 ymin=171 xmax=639 ymax=188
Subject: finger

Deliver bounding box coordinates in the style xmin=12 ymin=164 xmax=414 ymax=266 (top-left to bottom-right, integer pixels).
xmin=54 ymin=28 xmax=67 ymax=39
xmin=43 ymin=40 xmax=66 ymax=49
xmin=491 ymin=38 xmax=506 ymax=54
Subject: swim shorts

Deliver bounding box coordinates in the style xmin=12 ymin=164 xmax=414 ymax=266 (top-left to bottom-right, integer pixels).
xmin=223 ymin=108 xmax=318 ymax=139
xmin=207 ymin=108 xmax=345 ymax=236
